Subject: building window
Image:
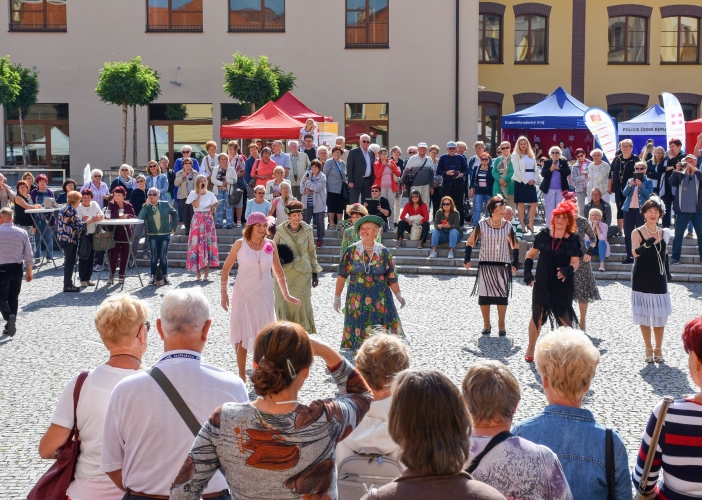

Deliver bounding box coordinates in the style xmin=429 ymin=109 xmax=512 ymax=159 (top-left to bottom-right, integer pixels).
xmin=229 ymin=0 xmax=284 ymax=32
xmin=682 ymin=104 xmax=698 ymax=120
xmin=5 ymin=103 xmax=69 ymax=180
xmin=514 ymin=15 xmax=547 ymax=63
xmin=146 ymin=0 xmax=203 ymax=32
xmin=149 ymin=104 xmax=212 ymax=164
xmin=515 ymin=104 xmax=532 ymax=112
xmin=479 ymin=14 xmax=502 ymax=63
xmin=344 ymin=103 xmax=388 ymax=147
xmin=221 ymin=103 xmax=250 ymax=124
xmin=661 ymin=16 xmax=699 ymax=63
xmin=608 ymin=104 xmax=645 ymax=123
xmin=9 ymin=0 xmax=66 ymax=32
xmin=478 ymin=103 xmax=501 ymax=156
xmin=608 ymin=16 xmax=648 ymax=63
xmin=346 ymin=0 xmax=389 ymax=49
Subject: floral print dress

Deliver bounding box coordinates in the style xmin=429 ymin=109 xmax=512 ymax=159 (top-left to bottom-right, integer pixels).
xmin=338 ymin=241 xmax=403 ymax=350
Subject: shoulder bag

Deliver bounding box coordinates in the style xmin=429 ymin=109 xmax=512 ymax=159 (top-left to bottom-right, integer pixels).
xmin=336 ymin=161 xmax=350 ymax=201
xmin=78 ymin=228 xmax=92 ymax=260
xmin=337 ymin=447 xmax=403 ymax=500
xmin=466 ymin=431 xmax=512 ymax=474
xmin=248 ymin=159 xmax=260 ymax=189
xmin=633 ymin=396 xmax=674 ymax=500
xmin=28 ymin=371 xmax=90 ymax=500
xmin=92 ymin=229 xmax=115 ymax=252
xmin=148 ymin=366 xmax=202 ymax=436
xmin=403 ymin=158 xmax=428 ymax=196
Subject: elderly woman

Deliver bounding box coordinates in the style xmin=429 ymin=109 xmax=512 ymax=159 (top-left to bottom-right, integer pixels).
xmin=492 ymin=141 xmax=515 ymax=208
xmin=186 ymin=174 xmax=219 ymax=281
xmin=106 ymin=186 xmax=136 ymax=285
xmin=212 ymin=152 xmax=236 ymax=229
xmin=55 ymin=178 xmax=75 ymax=205
xmin=464 ymin=196 xmax=519 ymax=337
xmin=220 ymin=213 xmax=300 ymax=380
xmin=336 ymin=332 xmax=410 ymax=465
xmin=174 ymin=157 xmax=197 ymax=234
xmin=129 ymin=174 xmax=148 ymax=259
xmin=396 ymin=190 xmax=430 ymax=248
xmin=159 ymin=155 xmax=175 ymax=200
xmin=76 ymin=189 xmax=103 ymax=286
xmin=38 ymin=294 xmax=148 ymax=500
xmin=470 ymin=152 xmax=495 ymax=227
xmin=80 ymin=169 xmax=110 ymax=208
xmin=0 ymin=174 xmax=14 ymax=209
xmin=227 ymin=141 xmax=247 ymax=226
xmin=317 ymin=144 xmax=329 ymax=167
xmin=374 ymin=148 xmax=402 ymax=228
xmin=633 ymin=314 xmax=702 ymax=498
xmin=335 ymin=215 xmax=405 ymax=350
xmin=171 ymin=322 xmax=371 ymax=499
xmin=323 ymin=145 xmax=348 ymax=229
xmin=541 ymin=146 xmax=572 ymax=228
xmin=588 ymin=149 xmax=611 ymax=203
xmin=264 ymin=165 xmax=287 ymax=201
xmin=299 ymin=159 xmax=326 ymax=246
xmin=513 ymin=328 xmax=631 ymax=500
xmin=429 ymin=196 xmax=462 ymax=259
xmin=22 ymin=171 xmax=37 ymax=191
xmin=57 ymin=192 xmax=98 ymax=292
xmin=340 ymin=203 xmax=381 ymax=256
xmin=585 ymin=207 xmax=610 ymax=272
xmin=523 ymin=199 xmax=582 ymax=362
xmin=462 ymin=360 xmax=572 ymax=499
xmin=511 ymin=136 xmax=539 ymax=234
xmin=245 ymin=184 xmax=272 ymax=220
xmin=145 ymin=160 xmax=168 ymax=200
xmin=30 ymin=173 xmax=56 ymax=262
xmin=621 ymin=161 xmax=654 ymax=263
xmin=363 ymin=369 xmax=503 ymax=500
xmin=138 ymin=187 xmax=178 ymax=285
xmin=569 ymin=148 xmax=591 ymax=213
xmin=13 ymin=180 xmax=40 ymax=256
xmin=268 ymin=181 xmax=295 ymax=228
xmin=273 ymin=200 xmax=322 ymax=332
xmin=110 ymin=164 xmax=134 ymax=197
xmin=251 ymin=146 xmax=277 ymax=188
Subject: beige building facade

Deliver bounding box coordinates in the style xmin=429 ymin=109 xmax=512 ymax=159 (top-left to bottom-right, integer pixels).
xmin=1 ymin=0 xmax=479 ymax=179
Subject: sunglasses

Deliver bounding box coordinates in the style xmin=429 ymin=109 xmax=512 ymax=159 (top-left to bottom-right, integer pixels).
xmin=577 ymin=155 xmax=585 ymax=158
xmin=183 ymin=151 xmax=192 ymax=154
xmin=621 ymin=145 xmax=632 ymax=148
xmin=137 ymin=180 xmax=145 ymax=183
xmin=550 ymin=152 xmax=560 ymax=155
xmin=442 ymin=202 xmax=451 ymax=206
xmin=635 ymin=169 xmax=646 ymax=172
xmin=371 ymin=189 xmax=380 ymax=192
xmin=93 ymin=175 xmax=102 ymax=178
xmin=148 ymin=193 xmax=159 ymax=197
xmin=481 ymin=159 xmax=489 ymax=161
xmin=361 ymin=140 xmax=370 ymax=144
xmin=500 ymin=146 xmax=510 ymax=150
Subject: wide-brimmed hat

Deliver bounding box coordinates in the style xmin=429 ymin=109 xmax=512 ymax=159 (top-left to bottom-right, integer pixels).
xmin=346 ymin=203 xmax=368 ymax=217
xmin=246 ymin=212 xmax=275 ymax=227
xmin=354 ymin=215 xmax=384 ymax=233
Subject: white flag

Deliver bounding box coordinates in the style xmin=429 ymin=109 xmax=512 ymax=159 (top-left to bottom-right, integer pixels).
xmin=83 ymin=164 xmax=91 ymax=185
xmin=661 ymin=93 xmax=686 ymax=148
xmin=583 ymin=108 xmax=618 ymax=162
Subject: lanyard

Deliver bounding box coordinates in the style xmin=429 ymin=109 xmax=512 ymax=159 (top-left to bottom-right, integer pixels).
xmin=158 ymin=352 xmax=201 ymax=363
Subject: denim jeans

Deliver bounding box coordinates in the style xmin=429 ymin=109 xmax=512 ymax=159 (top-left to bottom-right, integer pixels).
xmin=431 ymin=228 xmax=460 ymax=248
xmin=623 ymin=209 xmax=644 ymax=259
xmin=148 ymin=234 xmax=170 ymax=276
xmin=472 ymin=193 xmax=490 ymax=225
xmin=303 ymin=208 xmax=325 ymax=244
xmin=216 ymin=189 xmax=233 ymax=227
xmin=34 ymin=217 xmax=54 ymax=259
xmin=672 ymin=212 xmax=702 ymax=261
xmin=175 ymin=198 xmax=184 ymax=223
xmin=594 ymin=239 xmax=607 ymax=262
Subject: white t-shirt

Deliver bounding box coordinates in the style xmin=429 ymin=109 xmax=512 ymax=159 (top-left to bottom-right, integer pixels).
xmin=51 ymin=364 xmax=140 ymax=500
xmin=100 ymin=350 xmax=248 ymax=496
xmin=185 ymin=190 xmax=218 ymax=212
xmin=76 ymin=201 xmax=103 ymax=234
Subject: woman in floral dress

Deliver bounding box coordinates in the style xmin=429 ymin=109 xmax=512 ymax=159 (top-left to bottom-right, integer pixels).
xmin=334 ymin=215 xmax=406 ymax=350
xmin=185 ymin=175 xmax=219 ymax=280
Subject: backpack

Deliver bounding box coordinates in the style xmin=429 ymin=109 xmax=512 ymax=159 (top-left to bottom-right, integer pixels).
xmin=337 ymin=447 xmax=403 ymax=500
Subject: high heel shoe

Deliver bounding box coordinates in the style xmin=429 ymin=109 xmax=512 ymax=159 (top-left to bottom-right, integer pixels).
xmin=481 ymin=327 xmax=491 ymax=336
xmin=524 ymin=355 xmax=534 ymax=363
xmin=654 ymin=348 xmax=665 ymax=363
xmin=645 ymin=348 xmax=654 ymax=363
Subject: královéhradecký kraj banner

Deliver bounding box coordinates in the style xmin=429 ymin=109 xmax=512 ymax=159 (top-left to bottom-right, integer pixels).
xmin=661 ymin=93 xmax=686 ymax=148
xmin=583 ymin=108 xmax=618 ymax=162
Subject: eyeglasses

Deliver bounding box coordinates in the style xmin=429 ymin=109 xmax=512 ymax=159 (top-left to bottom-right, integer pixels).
xmin=183 ymin=151 xmax=191 ymax=154
xmin=361 ymin=140 xmax=370 ymax=144
xmin=621 ymin=145 xmax=632 ymax=148
xmin=577 ymin=155 xmax=585 ymax=158
xmin=371 ymin=189 xmax=380 ymax=192
xmin=550 ymin=152 xmax=560 ymax=155
xmin=500 ymin=146 xmax=509 ymax=150
xmin=148 ymin=193 xmax=159 ymax=197
xmin=635 ymin=168 xmax=646 ymax=172
xmin=481 ymin=159 xmax=489 ymax=162
xmin=93 ymin=175 xmax=102 ymax=178
xmin=137 ymin=180 xmax=145 ymax=183
xmin=447 ymin=147 xmax=456 ymax=150
xmin=139 ymin=321 xmax=151 ymax=337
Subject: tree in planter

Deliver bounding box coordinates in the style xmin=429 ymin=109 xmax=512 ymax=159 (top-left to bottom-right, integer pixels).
xmin=6 ymin=64 xmax=39 ymax=168
xmin=0 ymin=56 xmax=21 ymax=162
xmin=95 ymin=56 xmax=161 ymax=165
xmin=223 ymin=52 xmax=279 ymax=113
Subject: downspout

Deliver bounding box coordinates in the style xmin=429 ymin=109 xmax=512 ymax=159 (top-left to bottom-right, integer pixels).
xmin=455 ymin=0 xmax=460 ymax=139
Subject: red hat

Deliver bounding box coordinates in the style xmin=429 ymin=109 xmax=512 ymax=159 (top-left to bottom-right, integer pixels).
xmin=561 ymin=191 xmax=576 ymax=203
xmin=552 ymin=198 xmax=577 ymax=218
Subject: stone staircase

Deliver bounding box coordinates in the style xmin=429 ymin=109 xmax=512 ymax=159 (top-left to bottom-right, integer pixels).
xmin=134 ymin=226 xmax=702 ymax=282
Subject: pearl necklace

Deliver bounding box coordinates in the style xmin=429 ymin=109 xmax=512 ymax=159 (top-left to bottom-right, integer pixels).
xmin=271 ymin=399 xmax=300 ymax=405
xmin=362 ymin=245 xmax=375 ymax=274
xmin=643 ymin=224 xmax=664 ymax=275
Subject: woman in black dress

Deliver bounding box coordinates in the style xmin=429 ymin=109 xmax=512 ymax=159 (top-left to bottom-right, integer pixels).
xmin=523 ymin=199 xmax=582 ymax=362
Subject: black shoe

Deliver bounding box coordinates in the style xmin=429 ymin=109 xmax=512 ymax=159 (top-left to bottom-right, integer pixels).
xmin=622 ymin=257 xmax=634 ymax=264
xmin=6 ymin=315 xmax=16 ymax=336
xmin=481 ymin=328 xmax=491 ymax=336
xmin=63 ymin=285 xmax=80 ymax=293
xmin=498 ymin=330 xmax=507 ymax=337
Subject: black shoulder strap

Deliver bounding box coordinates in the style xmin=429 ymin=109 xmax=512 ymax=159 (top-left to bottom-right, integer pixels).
xmin=148 ymin=366 xmax=202 ymax=436
xmin=466 ymin=431 xmax=513 ymax=473
xmin=606 ymin=428 xmax=615 ymax=500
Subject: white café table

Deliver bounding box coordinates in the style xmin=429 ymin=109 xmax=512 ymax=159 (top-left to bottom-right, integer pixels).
xmin=25 ymin=207 xmax=64 ymax=271
xmin=93 ymin=218 xmax=145 ymax=291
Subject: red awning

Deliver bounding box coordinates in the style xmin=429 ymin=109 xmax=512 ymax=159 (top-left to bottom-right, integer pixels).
xmin=220 ymin=101 xmax=303 ymax=139
xmin=685 ymin=118 xmax=702 ymax=152
xmin=275 ymin=91 xmax=333 ymax=122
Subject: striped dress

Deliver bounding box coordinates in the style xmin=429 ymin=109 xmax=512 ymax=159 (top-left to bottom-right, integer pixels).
xmin=632 ymin=398 xmax=702 ymax=499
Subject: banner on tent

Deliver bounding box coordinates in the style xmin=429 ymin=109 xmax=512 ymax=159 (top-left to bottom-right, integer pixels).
xmin=583 ymin=108 xmax=618 ymax=161
xmin=662 ymin=93 xmax=686 ymax=146
xmin=501 ymin=129 xmax=596 ymax=155
xmin=619 ymin=124 xmax=666 ymax=134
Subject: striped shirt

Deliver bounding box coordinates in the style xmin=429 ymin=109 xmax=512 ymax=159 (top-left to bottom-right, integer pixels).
xmin=633 ymin=398 xmax=702 ymax=499
xmin=0 ymin=222 xmax=33 ymax=265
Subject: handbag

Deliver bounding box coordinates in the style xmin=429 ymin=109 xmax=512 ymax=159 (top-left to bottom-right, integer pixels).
xmin=92 ymin=230 xmax=115 ymax=252
xmin=228 ymin=186 xmax=244 ymax=206
xmin=28 ymin=371 xmax=89 ymax=500
xmin=78 ymin=230 xmax=92 ymax=260
xmin=335 ymin=160 xmax=350 ymax=200
xmin=337 ymin=447 xmax=403 ymax=500
xmin=248 ymin=159 xmax=260 ymax=188
xmin=633 ymin=396 xmax=674 ymax=500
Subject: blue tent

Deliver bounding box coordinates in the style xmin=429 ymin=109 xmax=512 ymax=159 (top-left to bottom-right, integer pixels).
xmin=618 ymin=104 xmax=667 ymax=153
xmin=501 ymin=87 xmax=589 ymax=129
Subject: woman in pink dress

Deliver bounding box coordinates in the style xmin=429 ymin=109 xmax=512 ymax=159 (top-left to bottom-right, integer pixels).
xmin=220 ymin=212 xmax=300 ymax=381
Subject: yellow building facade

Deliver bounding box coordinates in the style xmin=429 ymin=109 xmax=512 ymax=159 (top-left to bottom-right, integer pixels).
xmin=477 ymin=0 xmax=702 ymax=154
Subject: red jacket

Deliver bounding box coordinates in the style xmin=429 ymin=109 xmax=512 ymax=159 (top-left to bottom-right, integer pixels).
xmin=373 ymin=160 xmax=402 ymax=192
xmin=399 ymin=202 xmax=429 ymax=224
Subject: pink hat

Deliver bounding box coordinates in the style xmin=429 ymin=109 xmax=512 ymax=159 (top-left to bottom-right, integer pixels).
xmin=246 ymin=212 xmax=275 ymax=227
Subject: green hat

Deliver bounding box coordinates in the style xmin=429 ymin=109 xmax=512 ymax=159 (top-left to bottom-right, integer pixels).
xmin=354 ymin=215 xmax=384 ymax=233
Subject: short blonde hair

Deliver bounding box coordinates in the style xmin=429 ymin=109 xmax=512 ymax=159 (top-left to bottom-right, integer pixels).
xmin=535 ymin=327 xmax=600 ymax=401
xmin=273 ymin=166 xmax=286 ymax=175
xmin=462 ymin=361 xmax=520 ymax=425
xmin=67 ymin=191 xmax=82 ymax=204
xmin=588 ymin=208 xmax=603 ymax=219
xmin=429 ymin=144 xmax=440 ymax=153
xmin=355 ymin=332 xmax=410 ymax=391
xmin=94 ymin=294 xmax=150 ymax=348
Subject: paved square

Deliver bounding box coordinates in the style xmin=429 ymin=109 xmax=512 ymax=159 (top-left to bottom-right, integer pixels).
xmin=1 ymin=266 xmax=701 ymax=499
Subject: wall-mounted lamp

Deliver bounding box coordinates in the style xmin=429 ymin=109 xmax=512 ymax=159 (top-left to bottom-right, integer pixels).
xmin=170 ymin=66 xmax=181 ymax=86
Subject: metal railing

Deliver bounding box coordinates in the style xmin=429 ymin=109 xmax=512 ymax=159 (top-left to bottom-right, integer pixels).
xmin=228 ymin=23 xmax=284 ymax=32
xmin=0 ymin=167 xmax=66 ymax=190
xmin=145 ymin=24 xmax=202 ymax=32
xmin=9 ymin=23 xmax=67 ymax=32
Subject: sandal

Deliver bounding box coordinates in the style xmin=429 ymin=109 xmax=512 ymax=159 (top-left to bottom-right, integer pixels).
xmin=654 ymin=348 xmax=665 ymax=363
xmin=645 ymin=348 xmax=654 ymax=363
xmin=481 ymin=327 xmax=491 ymax=336
xmin=524 ymin=355 xmax=534 ymax=363
xmin=599 ymin=265 xmax=606 ymax=272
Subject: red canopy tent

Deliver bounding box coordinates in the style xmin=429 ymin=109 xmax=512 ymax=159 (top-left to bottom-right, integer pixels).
xmin=220 ymin=101 xmax=303 ymax=139
xmin=685 ymin=118 xmax=702 ymax=152
xmin=275 ymin=91 xmax=333 ymax=122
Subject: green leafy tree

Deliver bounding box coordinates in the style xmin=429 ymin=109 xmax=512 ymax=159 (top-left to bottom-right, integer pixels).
xmin=95 ymin=56 xmax=161 ymax=165
xmin=223 ymin=52 xmax=279 ymax=112
xmin=272 ymin=65 xmax=296 ymax=97
xmin=0 ymin=56 xmax=21 ymax=163
xmin=7 ymin=64 xmax=39 ymax=168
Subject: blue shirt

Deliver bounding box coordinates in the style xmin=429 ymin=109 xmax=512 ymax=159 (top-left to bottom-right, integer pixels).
xmin=245 ymin=157 xmax=257 ymax=183
xmin=271 ymin=152 xmax=291 ymax=175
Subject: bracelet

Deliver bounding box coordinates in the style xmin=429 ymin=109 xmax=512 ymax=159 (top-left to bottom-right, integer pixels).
xmin=220 ymin=280 xmax=229 ymax=290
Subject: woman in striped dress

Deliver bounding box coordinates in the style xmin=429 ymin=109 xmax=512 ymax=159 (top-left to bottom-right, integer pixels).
xmin=632 ymin=314 xmax=702 ymax=499
xmin=464 ymin=196 xmax=519 ymax=337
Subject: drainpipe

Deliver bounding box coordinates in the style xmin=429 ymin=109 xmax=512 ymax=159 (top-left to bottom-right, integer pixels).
xmin=455 ymin=0 xmax=460 ymax=139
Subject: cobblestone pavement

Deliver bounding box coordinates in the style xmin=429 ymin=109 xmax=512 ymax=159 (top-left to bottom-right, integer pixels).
xmin=1 ymin=264 xmax=701 ymax=499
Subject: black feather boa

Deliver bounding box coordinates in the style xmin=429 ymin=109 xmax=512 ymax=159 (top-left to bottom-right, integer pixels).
xmin=277 ymin=242 xmax=295 ymax=264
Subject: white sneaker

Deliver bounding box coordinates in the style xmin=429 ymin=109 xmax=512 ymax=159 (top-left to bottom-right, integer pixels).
xmin=149 ymin=276 xmax=155 ymax=285
xmin=163 ymin=275 xmax=171 ymax=284
xmin=448 ymin=250 xmax=454 ymax=259
xmin=93 ymin=264 xmax=102 ymax=272
xmin=429 ymin=250 xmax=437 ymax=258
xmin=80 ymin=281 xmax=88 ymax=287
xmin=236 ymin=222 xmax=242 ymax=228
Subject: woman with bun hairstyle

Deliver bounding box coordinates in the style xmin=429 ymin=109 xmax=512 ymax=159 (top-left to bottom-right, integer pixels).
xmin=171 ymin=321 xmax=372 ymax=500
xmin=221 ymin=212 xmax=301 ymax=381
